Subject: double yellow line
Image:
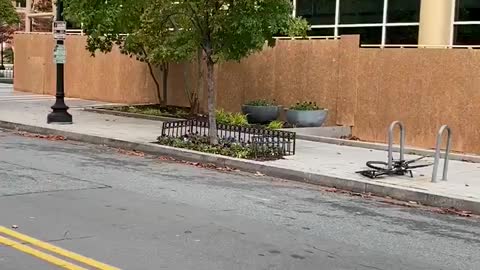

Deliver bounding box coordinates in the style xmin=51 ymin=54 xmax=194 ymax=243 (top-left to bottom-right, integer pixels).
xmin=0 ymin=226 xmax=120 ymax=270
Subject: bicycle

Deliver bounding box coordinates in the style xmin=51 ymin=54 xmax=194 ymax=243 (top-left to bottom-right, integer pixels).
xmin=357 ymin=156 xmax=433 ymax=179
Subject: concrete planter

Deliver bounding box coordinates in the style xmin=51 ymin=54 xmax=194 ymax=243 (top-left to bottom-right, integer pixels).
xmin=241 ymin=105 xmax=280 ymax=124
xmin=286 ymin=109 xmax=328 ymax=127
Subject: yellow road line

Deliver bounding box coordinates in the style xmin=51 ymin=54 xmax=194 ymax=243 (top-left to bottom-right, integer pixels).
xmin=0 ymin=226 xmax=120 ymax=270
xmin=0 ymin=235 xmax=87 ymax=270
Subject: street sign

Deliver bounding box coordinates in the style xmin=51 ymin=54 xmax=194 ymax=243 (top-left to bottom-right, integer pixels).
xmin=53 ymin=44 xmax=66 ymax=64
xmin=53 ymin=21 xmax=67 ymax=40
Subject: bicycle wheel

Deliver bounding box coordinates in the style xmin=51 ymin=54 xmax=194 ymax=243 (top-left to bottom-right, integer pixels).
xmin=366 ymin=161 xmax=389 ymax=171
xmin=405 ymin=156 xmax=433 ymax=169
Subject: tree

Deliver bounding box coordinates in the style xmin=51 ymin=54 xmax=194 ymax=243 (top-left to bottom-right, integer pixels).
xmin=0 ymin=0 xmax=20 ymax=69
xmin=64 ymin=0 xmax=306 ymax=144
xmin=0 ymin=0 xmax=19 ymax=25
xmin=157 ymin=0 xmax=307 ymax=144
xmin=63 ymin=0 xmax=195 ymax=107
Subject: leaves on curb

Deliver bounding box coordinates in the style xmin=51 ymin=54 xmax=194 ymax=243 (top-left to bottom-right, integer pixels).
xmin=324 ymin=188 xmax=372 ymax=199
xmin=157 ymin=156 xmax=239 ymax=172
xmin=432 ymin=207 xmax=472 ymax=217
xmin=15 ymin=132 xmax=67 ymax=141
xmin=117 ymin=149 xmax=145 ymax=157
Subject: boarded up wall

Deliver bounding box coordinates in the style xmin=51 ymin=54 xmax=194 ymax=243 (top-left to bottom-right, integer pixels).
xmin=352 ymin=48 xmax=480 ymax=154
xmin=13 ymin=33 xmax=480 ymax=154
xmin=14 ymin=34 xmax=190 ymax=106
xmin=216 ymin=39 xmax=342 ymax=126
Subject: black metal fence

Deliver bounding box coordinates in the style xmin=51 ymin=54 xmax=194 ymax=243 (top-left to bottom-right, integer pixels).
xmin=0 ymin=68 xmax=14 ymax=80
xmin=161 ymin=119 xmax=296 ymax=156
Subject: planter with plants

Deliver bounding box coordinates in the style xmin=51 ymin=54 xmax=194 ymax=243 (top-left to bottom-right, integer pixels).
xmin=241 ymin=99 xmax=280 ymax=124
xmin=286 ymin=101 xmax=328 ymax=127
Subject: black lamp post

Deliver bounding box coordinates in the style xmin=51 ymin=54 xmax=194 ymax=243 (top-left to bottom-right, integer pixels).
xmin=0 ymin=33 xmax=4 ymax=70
xmin=47 ymin=0 xmax=72 ymax=124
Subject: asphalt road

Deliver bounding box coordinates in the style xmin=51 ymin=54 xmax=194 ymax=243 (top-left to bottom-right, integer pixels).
xmin=0 ymin=130 xmax=479 ymax=270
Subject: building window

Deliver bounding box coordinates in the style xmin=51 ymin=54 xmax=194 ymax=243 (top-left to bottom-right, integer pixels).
xmin=456 ymin=0 xmax=480 ymax=21
xmin=339 ymin=26 xmax=382 ymax=44
xmin=386 ymin=26 xmax=419 ymax=44
xmin=296 ymin=0 xmax=336 ymax=25
xmin=387 ymin=0 xmax=420 ymax=23
xmin=308 ymin=28 xmax=335 ymax=37
xmin=454 ymin=25 xmax=480 ymax=45
xmin=296 ymin=0 xmax=420 ymax=46
xmin=339 ymin=0 xmax=383 ymax=24
xmin=454 ymin=0 xmax=480 ymax=45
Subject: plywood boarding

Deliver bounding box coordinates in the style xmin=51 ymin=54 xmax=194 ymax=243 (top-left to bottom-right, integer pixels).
xmin=353 ymin=48 xmax=480 ymax=154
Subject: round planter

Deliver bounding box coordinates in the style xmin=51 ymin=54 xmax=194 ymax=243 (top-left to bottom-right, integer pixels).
xmin=241 ymin=105 xmax=280 ymax=124
xmin=286 ymin=109 xmax=328 ymax=127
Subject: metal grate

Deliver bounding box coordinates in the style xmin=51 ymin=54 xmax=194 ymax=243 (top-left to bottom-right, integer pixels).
xmin=161 ymin=119 xmax=296 ymax=156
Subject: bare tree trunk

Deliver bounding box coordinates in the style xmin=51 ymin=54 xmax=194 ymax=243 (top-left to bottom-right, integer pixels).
xmin=161 ymin=63 xmax=169 ymax=107
xmin=206 ymin=56 xmax=217 ymax=145
xmin=146 ymin=61 xmax=163 ymax=105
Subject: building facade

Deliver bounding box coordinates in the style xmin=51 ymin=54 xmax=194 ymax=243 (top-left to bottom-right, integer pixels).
xmin=295 ymin=0 xmax=480 ymax=46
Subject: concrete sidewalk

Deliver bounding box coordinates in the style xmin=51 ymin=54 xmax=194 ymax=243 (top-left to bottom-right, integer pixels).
xmin=1 ymin=83 xmax=480 ymax=213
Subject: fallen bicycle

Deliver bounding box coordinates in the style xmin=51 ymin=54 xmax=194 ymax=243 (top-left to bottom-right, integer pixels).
xmin=356 ymin=157 xmax=432 ymax=179
xmin=356 ymin=121 xmax=451 ymax=181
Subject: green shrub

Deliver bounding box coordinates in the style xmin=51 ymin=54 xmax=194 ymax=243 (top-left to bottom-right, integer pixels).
xmin=244 ymin=99 xmax=276 ymax=106
xmin=290 ymin=101 xmax=323 ymax=111
xmin=157 ymin=134 xmax=283 ymax=160
xmin=266 ymin=120 xmax=284 ymax=130
xmin=216 ymin=109 xmax=249 ymax=127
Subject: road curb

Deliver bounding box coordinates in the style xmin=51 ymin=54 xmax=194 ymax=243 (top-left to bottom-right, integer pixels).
xmin=1 ymin=119 xmax=479 ymax=214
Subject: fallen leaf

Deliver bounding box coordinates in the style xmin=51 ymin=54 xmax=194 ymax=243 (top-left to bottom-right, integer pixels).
xmin=444 ymin=208 xmax=472 ymax=217
xmin=15 ymin=132 xmax=66 ymax=141
xmin=117 ymin=149 xmax=145 ymax=157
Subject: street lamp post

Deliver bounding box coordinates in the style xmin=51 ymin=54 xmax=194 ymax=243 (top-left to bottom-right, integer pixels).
xmin=47 ymin=0 xmax=72 ymax=124
xmin=0 ymin=33 xmax=4 ymax=70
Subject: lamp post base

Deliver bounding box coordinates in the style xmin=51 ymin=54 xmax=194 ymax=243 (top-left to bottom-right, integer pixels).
xmin=47 ymin=110 xmax=72 ymax=124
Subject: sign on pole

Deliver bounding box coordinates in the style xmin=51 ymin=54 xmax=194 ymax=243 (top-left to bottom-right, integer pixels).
xmin=53 ymin=44 xmax=66 ymax=64
xmin=53 ymin=21 xmax=67 ymax=41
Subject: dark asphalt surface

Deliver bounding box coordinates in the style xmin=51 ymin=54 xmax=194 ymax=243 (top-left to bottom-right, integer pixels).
xmin=0 ymin=129 xmax=479 ymax=270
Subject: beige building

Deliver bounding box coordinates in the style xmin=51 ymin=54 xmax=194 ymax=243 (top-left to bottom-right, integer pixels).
xmin=295 ymin=0 xmax=480 ymax=47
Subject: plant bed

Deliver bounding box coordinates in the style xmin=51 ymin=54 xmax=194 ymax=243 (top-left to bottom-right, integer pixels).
xmin=241 ymin=99 xmax=280 ymax=124
xmin=286 ymin=102 xmax=328 ymax=128
xmin=158 ymin=119 xmax=296 ymax=160
xmin=157 ymin=135 xmax=283 ymax=160
xmin=105 ymin=105 xmax=191 ymax=118
xmin=86 ymin=105 xmax=199 ymax=121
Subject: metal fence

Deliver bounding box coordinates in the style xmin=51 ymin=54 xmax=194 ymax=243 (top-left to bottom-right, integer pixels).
xmin=161 ymin=119 xmax=296 ymax=156
xmin=0 ymin=68 xmax=14 ymax=80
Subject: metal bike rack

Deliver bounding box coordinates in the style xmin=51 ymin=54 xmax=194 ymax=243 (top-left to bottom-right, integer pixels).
xmin=388 ymin=121 xmax=406 ymax=170
xmin=431 ymin=125 xmax=452 ymax=183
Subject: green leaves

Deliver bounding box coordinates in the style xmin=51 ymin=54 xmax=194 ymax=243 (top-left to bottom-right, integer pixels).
xmin=63 ymin=0 xmax=308 ymax=65
xmin=64 ymin=0 xmax=195 ymax=65
xmin=0 ymin=0 xmax=20 ymax=26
